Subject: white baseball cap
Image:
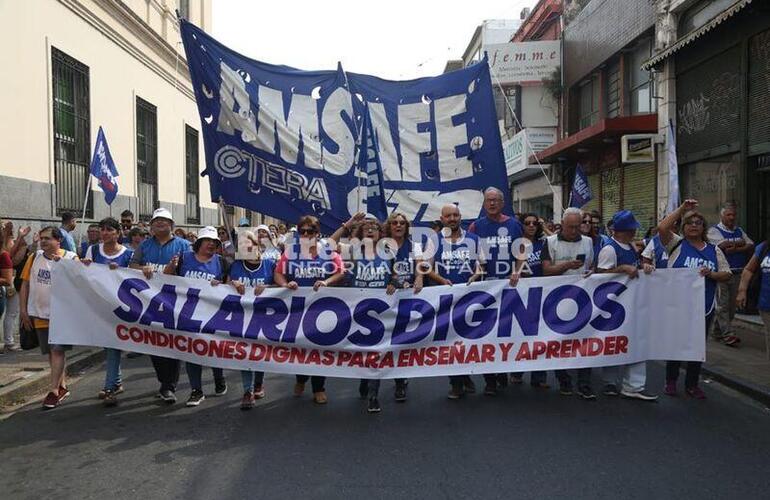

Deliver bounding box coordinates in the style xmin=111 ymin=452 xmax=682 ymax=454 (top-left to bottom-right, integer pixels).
xmin=151 ymin=208 xmax=174 ymax=223
xmin=197 ymin=226 xmax=220 ymax=242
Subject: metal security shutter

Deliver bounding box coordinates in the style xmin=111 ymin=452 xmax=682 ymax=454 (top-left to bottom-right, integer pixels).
xmin=600 ymin=168 xmax=621 ymax=223
xmin=676 ymin=45 xmax=742 ymax=161
xmin=582 ymin=173 xmax=601 ymax=214
xmin=622 ymin=163 xmax=656 ymax=235
xmin=749 ymin=29 xmax=770 ymax=155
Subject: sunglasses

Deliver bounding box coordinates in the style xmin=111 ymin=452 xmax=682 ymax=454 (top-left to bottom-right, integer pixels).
xmin=390 ymin=220 xmax=407 ymax=226
xmin=523 ymin=220 xmax=539 ymax=226
xmin=684 ymin=219 xmax=704 ymax=227
xmin=299 ymin=228 xmax=318 ymax=235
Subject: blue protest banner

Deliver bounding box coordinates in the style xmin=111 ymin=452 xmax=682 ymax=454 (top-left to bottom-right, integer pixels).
xmin=569 ymin=163 xmax=592 ymax=209
xmin=89 ymin=126 xmax=119 ymax=205
xmin=180 ymin=20 xmax=510 ymax=231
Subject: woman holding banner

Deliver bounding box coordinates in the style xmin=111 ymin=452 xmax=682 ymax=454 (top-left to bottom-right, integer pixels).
xmin=228 ymin=245 xmax=277 ymax=410
xmin=274 ymin=215 xmax=345 ymax=405
xmin=164 ymin=226 xmax=229 ymax=407
xmin=658 ymin=200 xmax=731 ymax=399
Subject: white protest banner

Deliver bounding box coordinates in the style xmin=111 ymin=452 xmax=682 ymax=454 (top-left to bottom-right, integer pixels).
xmin=50 ymin=261 xmax=704 ymax=379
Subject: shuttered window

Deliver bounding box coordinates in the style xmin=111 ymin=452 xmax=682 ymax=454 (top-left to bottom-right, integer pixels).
xmin=622 ymin=163 xmax=656 ymax=235
xmin=748 ymin=28 xmax=770 ymax=155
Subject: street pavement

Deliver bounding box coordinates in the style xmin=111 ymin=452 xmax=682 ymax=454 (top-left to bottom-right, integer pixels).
xmin=1 ymin=357 xmax=769 ymax=500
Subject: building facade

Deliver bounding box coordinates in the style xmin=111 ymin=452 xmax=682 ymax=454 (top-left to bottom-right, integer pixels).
xmin=646 ymin=0 xmax=770 ymax=242
xmin=0 ymin=0 xmax=223 ymax=234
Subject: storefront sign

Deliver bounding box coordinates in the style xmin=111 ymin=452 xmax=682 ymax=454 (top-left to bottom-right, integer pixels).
xmin=486 ymin=41 xmax=561 ymax=84
xmin=622 ymin=134 xmax=657 ymax=164
xmin=503 ymin=128 xmax=557 ymax=176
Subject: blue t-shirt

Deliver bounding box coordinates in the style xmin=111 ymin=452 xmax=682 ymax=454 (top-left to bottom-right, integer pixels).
xmin=712 ymin=225 xmax=750 ymax=270
xmin=469 ymin=215 xmax=523 ymax=279
xmin=60 ymin=227 xmax=76 ymax=253
xmin=132 ymin=236 xmax=191 ymax=272
xmin=348 ymin=255 xmax=392 ymax=289
xmin=435 ymin=231 xmax=480 ymax=284
xmin=525 ymin=238 xmax=545 ymax=278
xmin=671 ymin=239 xmax=719 ymax=315
xmin=279 ymin=243 xmax=342 ymax=287
xmin=229 ymin=259 xmax=276 ymax=288
xmin=392 ymin=239 xmax=416 ymax=287
xmin=177 ymin=251 xmax=226 ymax=281
xmin=755 ymin=242 xmax=770 ymax=311
xmin=84 ymin=244 xmax=133 ymax=268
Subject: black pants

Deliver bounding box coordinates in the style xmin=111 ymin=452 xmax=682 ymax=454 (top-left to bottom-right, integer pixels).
xmin=366 ymin=378 xmax=406 ymax=399
xmin=511 ymin=371 xmax=547 ymax=385
xmin=296 ymin=375 xmax=325 ymax=392
xmin=483 ymin=373 xmax=509 ymax=387
xmin=151 ymin=355 xmax=180 ymax=392
xmin=555 ymin=368 xmax=591 ymax=389
xmin=449 ymin=375 xmax=472 ymax=388
xmin=666 ymin=312 xmax=714 ymax=389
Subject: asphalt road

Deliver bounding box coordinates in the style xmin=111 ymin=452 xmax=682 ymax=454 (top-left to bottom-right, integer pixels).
xmin=1 ymin=357 xmax=769 ymax=500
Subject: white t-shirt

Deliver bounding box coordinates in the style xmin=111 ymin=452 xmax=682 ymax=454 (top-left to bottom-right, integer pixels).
xmin=542 ymin=234 xmax=594 ymax=275
xmin=597 ymin=238 xmax=632 ymax=270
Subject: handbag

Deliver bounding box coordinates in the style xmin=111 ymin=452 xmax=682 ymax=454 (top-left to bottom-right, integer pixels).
xmin=19 ymin=321 xmax=39 ymax=350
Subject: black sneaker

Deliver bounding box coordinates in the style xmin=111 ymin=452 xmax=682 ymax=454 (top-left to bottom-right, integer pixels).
xmin=621 ymin=389 xmax=659 ymax=401
xmin=214 ymin=380 xmax=227 ymax=396
xmin=447 ymin=386 xmax=464 ymax=400
xmin=603 ymin=384 xmax=620 ymax=397
xmin=367 ymin=398 xmax=381 ymax=413
xmin=358 ymin=380 xmax=368 ymax=399
xmin=577 ymin=386 xmax=597 ymax=400
xmin=159 ymin=389 xmax=177 ymax=404
xmin=186 ymin=390 xmax=205 ymax=407
xmin=394 ymin=386 xmax=407 ymax=402
xmin=559 ymin=384 xmax=573 ymax=396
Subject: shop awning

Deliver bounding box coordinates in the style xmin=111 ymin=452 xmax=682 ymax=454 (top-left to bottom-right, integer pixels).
xmin=534 ymin=114 xmax=657 ymax=164
xmin=642 ymin=0 xmax=753 ymax=70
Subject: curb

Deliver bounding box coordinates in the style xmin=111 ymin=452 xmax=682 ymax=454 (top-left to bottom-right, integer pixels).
xmin=0 ymin=348 xmax=105 ymax=408
xmin=702 ymin=363 xmax=770 ymax=407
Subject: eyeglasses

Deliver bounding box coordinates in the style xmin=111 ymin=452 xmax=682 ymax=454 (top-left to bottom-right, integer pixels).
xmin=684 ymin=219 xmax=704 ymax=227
xmin=523 ymin=220 xmax=539 ymax=226
xmin=299 ymin=228 xmax=317 ymax=235
xmin=581 ymin=220 xmax=592 ymax=225
xmin=390 ymin=220 xmax=407 ymax=226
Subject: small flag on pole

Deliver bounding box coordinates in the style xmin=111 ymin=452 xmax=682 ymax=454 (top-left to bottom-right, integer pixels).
xmin=569 ymin=163 xmax=592 ymax=208
xmin=666 ymin=119 xmax=680 ymax=214
xmin=89 ymin=126 xmax=119 ymax=205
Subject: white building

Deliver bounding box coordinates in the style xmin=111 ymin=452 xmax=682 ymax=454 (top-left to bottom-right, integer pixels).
xmin=0 ymin=0 xmax=223 ymax=233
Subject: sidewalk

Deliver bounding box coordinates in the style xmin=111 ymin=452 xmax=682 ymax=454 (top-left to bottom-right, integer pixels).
xmin=0 ymin=345 xmax=104 ymax=408
xmin=702 ymin=314 xmax=770 ymax=406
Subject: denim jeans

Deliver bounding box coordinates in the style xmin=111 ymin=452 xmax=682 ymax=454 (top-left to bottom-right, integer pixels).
xmin=241 ymin=371 xmax=265 ymax=392
xmin=103 ymin=348 xmax=122 ymax=390
xmin=186 ymin=363 xmax=224 ymax=391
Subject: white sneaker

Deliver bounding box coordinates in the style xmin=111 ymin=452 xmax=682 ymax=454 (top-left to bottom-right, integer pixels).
xmin=621 ymin=389 xmax=658 ymax=401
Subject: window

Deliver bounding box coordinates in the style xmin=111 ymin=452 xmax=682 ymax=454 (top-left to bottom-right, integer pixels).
xmin=578 ymin=76 xmax=600 ymax=130
xmin=628 ymin=39 xmax=656 ymax=115
xmin=52 ymin=47 xmax=91 ymax=216
xmin=605 ymin=61 xmax=621 ymax=118
xmin=178 ymin=0 xmax=190 ymax=20
xmin=679 ymin=0 xmax=736 ymax=37
xmin=185 ymin=125 xmax=200 ymax=224
xmin=136 ymin=97 xmax=158 ymax=221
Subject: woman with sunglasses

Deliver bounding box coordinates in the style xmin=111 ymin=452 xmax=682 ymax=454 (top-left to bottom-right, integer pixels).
xmin=274 ymin=215 xmax=345 ymax=404
xmin=658 ymin=199 xmax=731 ymax=399
xmin=581 ymin=213 xmax=610 ymax=267
xmin=510 ymin=214 xmax=549 ymax=389
xmin=164 ymin=226 xmax=229 ymax=407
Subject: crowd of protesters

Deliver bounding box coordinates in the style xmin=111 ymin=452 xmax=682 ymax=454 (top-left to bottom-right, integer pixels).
xmin=1 ymin=190 xmax=767 ymax=414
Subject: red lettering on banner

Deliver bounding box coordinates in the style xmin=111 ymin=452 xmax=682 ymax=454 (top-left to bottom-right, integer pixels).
xmin=273 ymin=346 xmax=289 ymax=363
xmin=349 ymin=352 xmax=364 ymax=367
xmin=465 ymin=345 xmax=480 ymax=363
xmin=616 ymin=336 xmax=628 ymax=354
xmin=560 ymin=340 xmax=572 ymax=357
xmin=380 ymin=352 xmax=394 ymax=368
xmin=499 ymin=343 xmax=514 ymax=362
xmin=515 ymin=342 xmax=532 ymax=361
xmin=425 ymin=346 xmax=438 ymax=365
xmin=116 ymin=325 xmax=129 ymax=340
xmin=481 ymin=344 xmax=495 ymax=362
xmin=337 ymin=351 xmax=352 ymax=366
xmin=604 ymin=336 xmax=616 ymax=354
xmin=532 ymin=341 xmax=546 ymax=358
xmin=289 ymin=348 xmax=307 ymax=364
xmin=235 ymin=342 xmax=247 ymax=360
xmin=174 ymin=335 xmax=187 ymax=352
xmin=546 ymin=341 xmax=560 ymax=358
xmin=307 ymin=349 xmax=321 ymax=365
xmin=322 ymin=351 xmax=335 ymax=366
xmin=397 ymin=350 xmax=410 ymax=367
xmin=587 ymin=338 xmax=603 ymax=356
xmin=365 ymin=352 xmax=379 ymax=368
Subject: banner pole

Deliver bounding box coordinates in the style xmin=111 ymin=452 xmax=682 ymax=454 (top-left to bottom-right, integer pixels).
xmin=340 ymin=64 xmax=366 ymax=215
xmin=77 ymin=177 xmax=93 ymax=250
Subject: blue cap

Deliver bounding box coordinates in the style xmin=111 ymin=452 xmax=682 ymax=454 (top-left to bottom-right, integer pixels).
xmin=611 ymin=210 xmax=640 ymax=231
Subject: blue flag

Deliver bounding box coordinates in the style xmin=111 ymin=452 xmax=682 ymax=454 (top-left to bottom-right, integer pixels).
xmin=569 ymin=163 xmax=592 ymax=208
xmin=89 ymin=126 xmax=119 ymax=205
xmin=180 ymin=20 xmax=510 ymax=231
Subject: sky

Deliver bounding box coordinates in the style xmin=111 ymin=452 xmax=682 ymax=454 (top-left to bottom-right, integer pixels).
xmin=212 ymin=0 xmax=538 ymax=80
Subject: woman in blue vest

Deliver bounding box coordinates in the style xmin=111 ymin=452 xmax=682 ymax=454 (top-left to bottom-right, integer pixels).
xmin=736 ymin=237 xmax=770 ymax=358
xmin=658 ymin=200 xmax=732 ymax=399
xmin=228 ymin=248 xmax=277 ymax=410
xmin=164 ymin=226 xmax=229 ymax=407
xmin=274 ymin=215 xmax=345 ymax=404
xmin=82 ymin=217 xmax=134 ymax=407
xmin=510 ymin=213 xmax=549 ymax=389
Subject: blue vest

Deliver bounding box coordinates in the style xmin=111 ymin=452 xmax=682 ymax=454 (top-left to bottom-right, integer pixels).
xmin=229 ymin=259 xmax=275 ymax=288
xmin=87 ymin=244 xmax=133 ymax=268
xmin=178 ymin=251 xmax=225 ymax=281
xmin=526 ymin=238 xmax=544 ymax=277
xmin=391 ymin=239 xmax=415 ymax=287
xmin=756 ymin=242 xmax=770 ymax=311
xmin=436 ymin=232 xmax=480 ymax=284
xmin=283 ymin=245 xmax=339 ymax=287
xmin=137 ymin=236 xmax=191 ymax=272
xmin=349 ymin=255 xmax=391 ymax=289
xmin=593 ymin=234 xmax=611 ymax=266
xmin=671 ymin=240 xmax=719 ymax=314
xmin=607 ymin=238 xmax=639 ymax=267
xmin=650 ymin=235 xmax=669 ymax=269
xmin=470 ymin=216 xmax=523 ymax=279
xmin=713 ymin=225 xmax=749 ymax=270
